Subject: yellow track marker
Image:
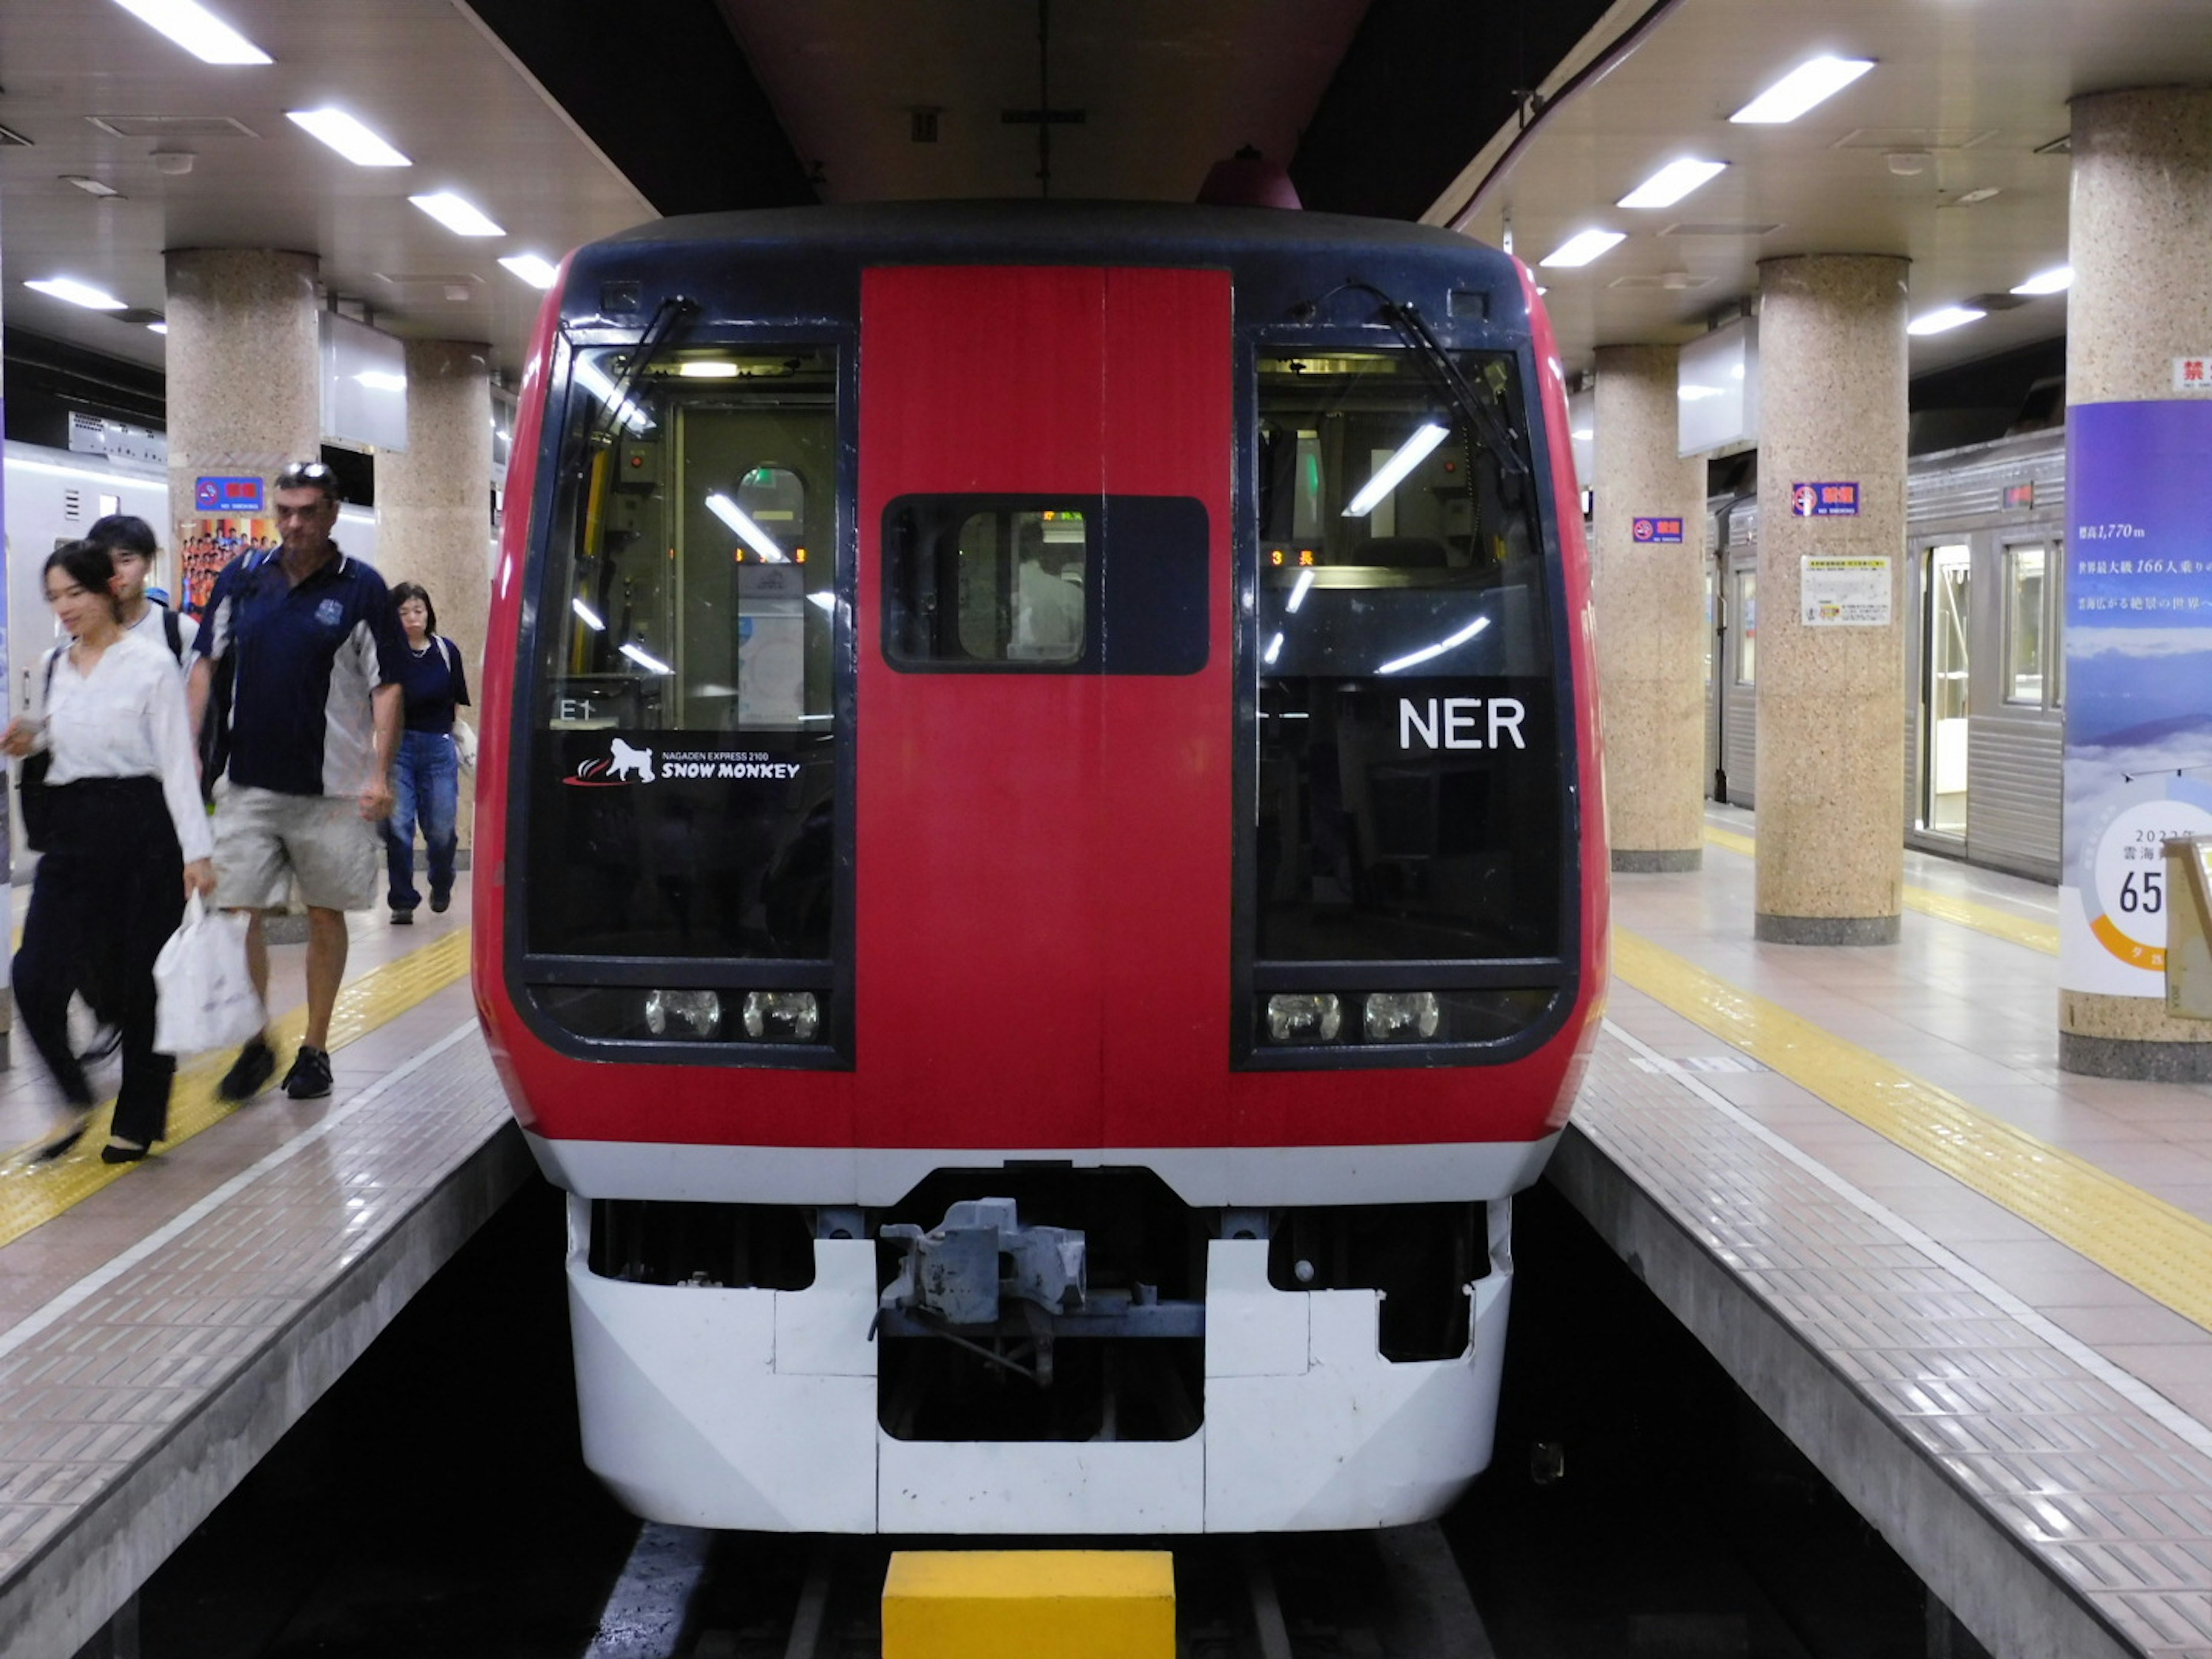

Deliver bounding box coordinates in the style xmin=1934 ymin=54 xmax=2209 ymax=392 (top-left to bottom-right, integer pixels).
xmin=1700 ymin=825 xmax=2059 ymax=956
xmin=1612 ymin=926 xmax=2212 ymax=1334
xmin=883 ymin=1551 xmax=1175 ymax=1659
xmin=0 ymin=928 xmax=471 ymax=1249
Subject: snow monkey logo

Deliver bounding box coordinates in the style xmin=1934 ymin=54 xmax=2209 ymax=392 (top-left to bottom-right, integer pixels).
xmin=569 ymin=738 xmax=657 ymax=785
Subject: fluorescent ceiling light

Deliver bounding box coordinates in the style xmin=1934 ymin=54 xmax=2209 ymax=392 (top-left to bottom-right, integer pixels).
xmin=2010 ymin=265 xmax=2073 ymax=296
xmin=1571 ymin=427 xmax=1594 ymax=440
xmin=1344 ymin=422 xmax=1450 ymax=516
xmin=147 ymin=321 xmax=169 ymax=335
xmin=409 ymin=191 xmax=504 ymax=237
xmin=618 ymin=642 xmax=673 ymax=675
xmin=1379 ymin=615 xmax=1491 ymax=676
xmin=62 ymin=175 xmax=123 ymax=198
xmin=1730 ymin=56 xmax=1874 ymax=124
xmin=25 ymin=276 xmax=126 ymax=310
xmin=678 ymin=361 xmax=740 ymax=378
xmin=1286 ymin=569 xmax=1315 ymax=613
xmin=705 ymin=492 xmax=789 ymax=561
xmin=1263 ymin=632 xmax=1285 ymax=665
xmin=109 ymin=0 xmax=271 ymax=64
xmin=1677 ymin=384 xmax=1724 ymax=402
xmin=499 ymin=253 xmax=560 ymax=290
xmin=1540 ymin=229 xmax=1626 ymax=269
xmin=354 ymin=370 xmax=407 ymax=392
xmin=1908 ymin=305 xmax=1986 ymax=336
xmin=572 ymin=359 xmax=652 ymax=433
xmin=571 ymin=598 xmax=606 ymax=632
xmin=286 ymin=108 xmax=411 ymax=168
xmin=1618 ymin=159 xmax=1728 ymax=209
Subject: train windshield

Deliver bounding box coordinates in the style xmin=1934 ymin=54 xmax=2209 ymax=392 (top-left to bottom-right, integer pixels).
xmin=525 ymin=344 xmax=839 ymax=960
xmin=1254 ymin=349 xmax=1559 ymax=965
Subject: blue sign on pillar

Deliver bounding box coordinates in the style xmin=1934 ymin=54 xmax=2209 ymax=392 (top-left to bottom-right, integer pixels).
xmin=194 ymin=475 xmax=266 ymax=513
xmin=2059 ymin=400 xmax=2212 ymax=999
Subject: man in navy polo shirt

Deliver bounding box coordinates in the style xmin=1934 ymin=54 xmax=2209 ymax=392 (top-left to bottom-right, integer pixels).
xmin=188 ymin=460 xmax=406 ymax=1101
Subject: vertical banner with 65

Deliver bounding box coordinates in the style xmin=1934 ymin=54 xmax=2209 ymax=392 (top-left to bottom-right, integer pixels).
xmin=2059 ymin=400 xmax=2212 ymax=995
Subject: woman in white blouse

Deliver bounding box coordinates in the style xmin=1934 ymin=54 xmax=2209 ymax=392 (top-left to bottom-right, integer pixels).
xmin=3 ymin=541 xmax=216 ymax=1162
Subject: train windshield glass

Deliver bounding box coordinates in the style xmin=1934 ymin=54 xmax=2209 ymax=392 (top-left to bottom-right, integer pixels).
xmin=1254 ymin=349 xmax=1560 ymax=963
xmin=526 ymin=344 xmax=839 ymax=960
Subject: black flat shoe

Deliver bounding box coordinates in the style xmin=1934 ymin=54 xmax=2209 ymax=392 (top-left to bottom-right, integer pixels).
xmin=100 ymin=1140 xmax=149 ymax=1164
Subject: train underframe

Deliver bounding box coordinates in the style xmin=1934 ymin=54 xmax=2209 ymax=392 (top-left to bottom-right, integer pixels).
xmin=558 ymin=1164 xmax=1524 ymax=1533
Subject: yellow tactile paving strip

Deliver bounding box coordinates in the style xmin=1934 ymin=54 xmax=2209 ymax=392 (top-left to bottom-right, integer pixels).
xmin=1700 ymin=825 xmax=2060 ymax=956
xmin=0 ymin=927 xmax=471 ymax=1249
xmin=1612 ymin=925 xmax=2212 ymax=1335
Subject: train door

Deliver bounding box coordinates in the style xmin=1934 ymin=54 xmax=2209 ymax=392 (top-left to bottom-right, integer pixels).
xmin=1704 ymin=540 xmax=1721 ymax=797
xmin=1919 ymin=542 xmax=1971 ymax=837
xmin=1721 ymin=547 xmax=1758 ymax=805
xmin=853 ymin=265 xmax=1232 ymax=1154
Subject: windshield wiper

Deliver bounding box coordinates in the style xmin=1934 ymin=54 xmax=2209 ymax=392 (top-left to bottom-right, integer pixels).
xmin=1373 ymin=296 xmax=1529 ymax=478
xmin=562 ymin=294 xmax=700 ymax=452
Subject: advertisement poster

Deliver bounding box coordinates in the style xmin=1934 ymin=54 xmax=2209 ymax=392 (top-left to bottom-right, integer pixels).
xmin=177 ymin=515 xmax=278 ymax=618
xmin=2059 ymin=400 xmax=2212 ymax=995
xmin=1800 ymin=555 xmax=1892 ymax=626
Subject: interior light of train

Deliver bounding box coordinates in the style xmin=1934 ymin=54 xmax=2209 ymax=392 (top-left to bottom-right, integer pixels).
xmin=1908 ymin=305 xmax=1986 ymax=336
xmin=1344 ymin=421 xmax=1450 ymax=516
xmin=1264 ymin=994 xmax=1342 ymax=1044
xmin=285 ymin=109 xmax=412 ymax=168
xmin=1729 ymin=56 xmax=1875 ymax=124
xmin=1616 ymin=159 xmax=1728 ymax=210
xmin=618 ymin=642 xmax=673 ymax=675
xmin=408 ymin=191 xmax=505 ymax=237
xmin=677 ymin=361 xmax=741 ymax=377
xmin=499 ymin=254 xmax=560 ymax=290
xmin=1378 ymin=614 xmax=1491 ymax=676
xmin=1364 ymin=991 xmax=1442 ymax=1042
xmin=25 ymin=277 xmax=126 ymax=311
xmin=1537 ymin=230 xmax=1625 ymax=270
xmin=571 ymin=360 xmax=653 ymax=433
xmin=110 ymin=0 xmax=271 ymax=64
xmin=571 ymin=598 xmax=606 ymax=631
xmin=704 ymin=492 xmax=788 ymax=562
xmin=2010 ymin=266 xmax=2073 ymax=296
xmin=1286 ymin=569 xmax=1316 ymax=612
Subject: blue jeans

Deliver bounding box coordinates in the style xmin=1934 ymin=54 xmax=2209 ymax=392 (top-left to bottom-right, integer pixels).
xmin=383 ymin=729 xmax=459 ymax=912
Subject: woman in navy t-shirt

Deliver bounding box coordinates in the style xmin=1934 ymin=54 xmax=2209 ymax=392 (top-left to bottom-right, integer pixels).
xmin=384 ymin=583 xmax=471 ymax=922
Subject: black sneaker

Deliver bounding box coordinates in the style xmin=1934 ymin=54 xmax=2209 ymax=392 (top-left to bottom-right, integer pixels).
xmin=429 ymin=889 xmax=451 ymax=914
xmin=218 ymin=1036 xmax=276 ymax=1102
xmin=283 ymin=1044 xmax=334 ymax=1100
xmin=391 ymin=908 xmax=415 ymax=926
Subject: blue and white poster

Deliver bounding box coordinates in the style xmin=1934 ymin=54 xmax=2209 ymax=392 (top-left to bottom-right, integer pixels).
xmin=2061 ymin=400 xmax=2212 ymax=995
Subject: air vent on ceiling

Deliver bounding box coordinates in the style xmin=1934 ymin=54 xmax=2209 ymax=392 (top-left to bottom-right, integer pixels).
xmin=1608 ymin=274 xmax=1715 ymax=291
xmin=0 ymin=123 xmax=33 ymax=147
xmin=62 ymin=488 xmax=84 ymax=522
xmin=1661 ymin=222 xmax=1781 ymax=237
xmin=88 ymin=115 xmax=260 ymax=139
xmin=1832 ymin=127 xmax=1997 ymax=151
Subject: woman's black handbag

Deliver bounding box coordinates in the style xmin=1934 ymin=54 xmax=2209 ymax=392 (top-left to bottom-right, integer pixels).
xmin=17 ymin=650 xmax=59 ymax=853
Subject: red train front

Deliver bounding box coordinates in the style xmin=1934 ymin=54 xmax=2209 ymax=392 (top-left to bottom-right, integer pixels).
xmin=473 ymin=202 xmax=1607 ymax=1533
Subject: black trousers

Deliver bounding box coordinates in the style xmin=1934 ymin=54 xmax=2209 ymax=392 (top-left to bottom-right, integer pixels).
xmin=13 ymin=778 xmax=185 ymax=1147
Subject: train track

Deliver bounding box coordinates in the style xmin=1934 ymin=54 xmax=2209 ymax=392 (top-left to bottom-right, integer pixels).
xmin=583 ymin=1520 xmax=1495 ymax=1658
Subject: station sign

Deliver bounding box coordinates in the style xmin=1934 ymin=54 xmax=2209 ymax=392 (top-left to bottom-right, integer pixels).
xmin=194 ymin=475 xmax=265 ymax=513
xmin=1789 ymin=481 xmax=1859 ymax=517
xmin=1631 ymin=516 xmax=1685 ymax=543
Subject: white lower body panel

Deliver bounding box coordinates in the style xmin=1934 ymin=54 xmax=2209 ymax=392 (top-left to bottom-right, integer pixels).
xmin=566 ymin=1196 xmax=1515 ymax=1534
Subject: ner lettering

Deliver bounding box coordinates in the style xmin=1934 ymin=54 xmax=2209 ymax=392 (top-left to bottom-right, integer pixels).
xmin=1397 ymin=696 xmax=1529 ymax=752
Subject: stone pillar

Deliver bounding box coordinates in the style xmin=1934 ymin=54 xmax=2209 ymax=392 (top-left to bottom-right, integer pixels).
xmin=375 ymin=338 xmax=494 ymax=851
xmin=2058 ymin=87 xmax=2212 ymax=1081
xmin=162 ymin=249 xmax=321 ymax=600
xmin=1592 ymin=344 xmax=1709 ymax=871
xmin=1752 ymin=255 xmax=1910 ymax=944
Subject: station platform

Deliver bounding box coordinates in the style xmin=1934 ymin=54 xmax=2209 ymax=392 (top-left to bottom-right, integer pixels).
xmin=0 ymin=889 xmax=526 ymax=1659
xmin=1571 ymin=805 xmax=2212 ymax=1659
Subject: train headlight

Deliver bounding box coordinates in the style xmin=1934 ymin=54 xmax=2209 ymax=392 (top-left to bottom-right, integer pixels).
xmin=742 ymin=990 xmax=820 ymax=1041
xmin=1265 ymin=993 xmax=1342 ymax=1043
xmin=644 ymin=989 xmax=722 ymax=1037
xmin=1363 ymin=991 xmax=1441 ymax=1042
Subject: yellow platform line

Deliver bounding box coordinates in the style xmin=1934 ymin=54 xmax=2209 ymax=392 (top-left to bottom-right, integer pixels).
xmin=1612 ymin=926 xmax=2212 ymax=1334
xmin=0 ymin=928 xmax=472 ymax=1250
xmin=1700 ymin=825 xmax=2059 ymax=956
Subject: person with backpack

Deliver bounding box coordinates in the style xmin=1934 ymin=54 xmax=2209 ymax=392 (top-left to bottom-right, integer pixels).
xmin=85 ymin=514 xmax=197 ymax=670
xmin=381 ymin=582 xmax=471 ymax=925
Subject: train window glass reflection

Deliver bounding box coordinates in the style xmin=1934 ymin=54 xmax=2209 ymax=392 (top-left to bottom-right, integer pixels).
xmin=952 ymin=510 xmax=1086 ymax=663
xmin=2006 ymin=544 xmax=2047 ymax=706
xmin=527 ymin=345 xmax=839 ymax=960
xmin=1254 ymin=349 xmax=1559 ymax=964
xmin=1733 ymin=571 xmax=1756 ymax=685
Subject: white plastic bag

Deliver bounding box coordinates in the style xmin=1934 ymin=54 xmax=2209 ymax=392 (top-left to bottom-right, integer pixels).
xmin=153 ymin=896 xmax=265 ymax=1057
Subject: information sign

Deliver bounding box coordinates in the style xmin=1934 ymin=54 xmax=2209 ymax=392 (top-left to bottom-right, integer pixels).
xmin=1631 ymin=516 xmax=1685 ymax=543
xmin=194 ymin=475 xmax=264 ymax=513
xmin=1800 ymin=556 xmax=1891 ymax=626
xmin=1789 ymin=481 xmax=1859 ymax=517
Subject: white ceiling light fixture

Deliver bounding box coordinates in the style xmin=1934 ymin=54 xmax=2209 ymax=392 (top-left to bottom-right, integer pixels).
xmin=678 ymin=362 xmax=741 ymax=378
xmin=62 ymin=175 xmax=123 ymax=198
xmin=354 ymin=370 xmax=407 ymax=392
xmin=286 ymin=108 xmax=411 ymax=168
xmin=704 ymin=492 xmax=789 ymax=562
xmin=25 ymin=276 xmax=127 ymax=310
xmin=1540 ymin=230 xmax=1626 ymax=269
xmin=1730 ymin=56 xmax=1875 ymax=124
xmin=1344 ymin=421 xmax=1450 ymax=517
xmin=1908 ymin=305 xmax=1986 ymax=336
xmin=1618 ymin=159 xmax=1728 ymax=210
xmin=409 ymin=191 xmax=505 ymax=237
xmin=108 ymin=0 xmax=271 ymax=65
xmin=1677 ymin=384 xmax=1725 ymax=402
xmin=499 ymin=253 xmax=560 ymax=290
xmin=2010 ymin=266 xmax=2073 ymax=296
xmin=147 ymin=321 xmax=169 ymax=335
